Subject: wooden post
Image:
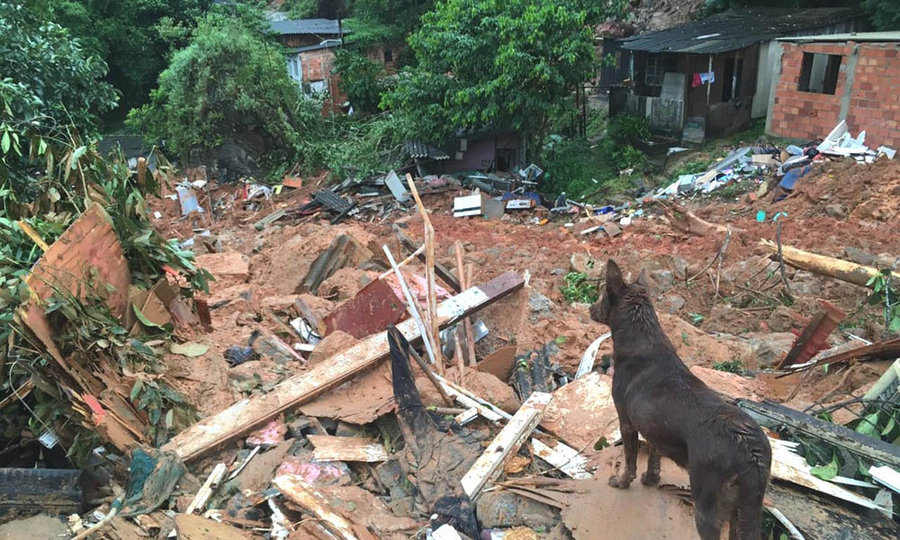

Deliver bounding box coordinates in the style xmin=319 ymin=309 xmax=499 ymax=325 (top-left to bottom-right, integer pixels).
xmin=406 ymin=173 xmax=442 ymax=374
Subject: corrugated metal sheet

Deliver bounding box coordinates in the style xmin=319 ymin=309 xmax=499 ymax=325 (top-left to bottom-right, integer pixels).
xmin=269 ymin=19 xmax=347 ymax=36
xmin=620 ymin=8 xmax=862 ymax=54
xmin=403 ymin=141 xmax=450 ymax=160
xmin=778 ymin=31 xmax=900 ymax=43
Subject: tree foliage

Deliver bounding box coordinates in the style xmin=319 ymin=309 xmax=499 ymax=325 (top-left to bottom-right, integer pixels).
xmin=382 ymin=0 xmax=601 ymax=158
xmin=333 ymin=50 xmax=390 ymax=115
xmin=346 ymin=0 xmax=435 ymax=47
xmin=126 ymin=15 xmax=318 ymax=169
xmin=862 ymin=0 xmax=900 ymax=30
xmin=0 ymin=2 xmax=117 ymax=134
xmin=27 ymin=0 xmax=210 ymax=124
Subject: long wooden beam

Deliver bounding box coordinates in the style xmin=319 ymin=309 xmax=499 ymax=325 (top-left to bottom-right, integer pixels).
xmin=161 ymin=272 xmax=524 ymax=461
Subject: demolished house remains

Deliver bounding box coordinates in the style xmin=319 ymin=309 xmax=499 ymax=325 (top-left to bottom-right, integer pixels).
xmin=3 ymin=5 xmax=900 ymax=539
xmin=2 ymin=122 xmax=900 ymax=539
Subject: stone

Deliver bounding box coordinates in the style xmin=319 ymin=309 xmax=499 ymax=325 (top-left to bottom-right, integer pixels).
xmin=660 ymin=295 xmax=686 ymax=314
xmin=476 ymin=491 xmax=560 ymax=530
xmin=842 ymin=246 xmax=876 ymax=266
xmin=528 ymin=290 xmax=555 ymax=323
xmin=824 ymin=204 xmax=846 ymax=219
xmin=569 ymin=253 xmax=603 ymax=280
xmin=308 ymin=330 xmax=358 ymax=366
xmin=670 ymin=255 xmax=690 ymax=280
xmin=746 ymin=332 xmax=798 ymax=368
xmin=766 ymin=305 xmax=795 ymax=333
xmin=196 ymin=252 xmax=251 ymax=281
xmin=550 ymin=268 xmax=566 ymax=276
xmin=649 ymin=269 xmax=675 ymax=291
xmin=875 ymin=253 xmax=898 ymax=270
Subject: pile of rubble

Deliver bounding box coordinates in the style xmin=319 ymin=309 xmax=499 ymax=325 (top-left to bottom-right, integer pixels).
xmin=2 ymin=144 xmax=900 ymax=540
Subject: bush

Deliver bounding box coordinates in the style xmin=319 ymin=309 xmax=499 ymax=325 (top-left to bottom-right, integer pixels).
xmin=333 ymin=50 xmax=390 ymax=115
xmin=607 ymin=114 xmax=650 ymax=144
xmin=541 ymin=136 xmax=615 ymax=198
xmin=127 ymin=15 xmax=317 ymax=169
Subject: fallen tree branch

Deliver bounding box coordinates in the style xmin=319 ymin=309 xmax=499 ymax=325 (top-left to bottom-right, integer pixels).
xmin=759 ymin=240 xmax=889 ymax=288
xmin=688 ymin=226 xmax=732 ymax=284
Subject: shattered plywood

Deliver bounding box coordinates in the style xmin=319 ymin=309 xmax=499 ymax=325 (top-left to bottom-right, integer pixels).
xmin=307 ymin=435 xmax=389 ymax=463
xmin=298 ymin=363 xmax=396 ymax=424
xmin=562 ymin=447 xmax=696 ymax=540
xmin=274 ymin=474 xmax=378 ymax=540
xmin=540 ymin=372 xmax=619 ymax=449
xmin=174 ymin=514 xmax=253 ymax=540
xmin=162 ymin=272 xmax=524 ymax=461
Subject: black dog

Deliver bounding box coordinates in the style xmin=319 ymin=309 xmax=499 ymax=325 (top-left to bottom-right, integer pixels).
xmin=590 ymin=260 xmax=771 ymax=539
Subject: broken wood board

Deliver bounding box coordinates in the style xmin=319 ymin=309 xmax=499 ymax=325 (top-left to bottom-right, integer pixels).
xmin=274 ymin=474 xmax=377 ymax=540
xmin=770 ymin=438 xmax=889 ymax=514
xmin=760 ymin=240 xmax=889 ymax=288
xmin=289 ymin=484 xmax=419 ymax=540
xmin=575 ymin=333 xmax=610 ymax=379
xmin=540 ymin=371 xmax=619 ymax=450
xmin=307 ymin=435 xmax=389 ymax=463
xmin=766 ymin=481 xmax=900 ymax=540
xmin=298 ymin=363 xmax=396 ymax=424
xmin=792 ymin=337 xmax=900 ymax=373
xmin=20 ymin=204 xmax=131 ymax=363
xmin=434 ymin=373 xmax=592 ymax=479
xmin=738 ymin=399 xmax=900 ymax=469
xmin=531 ymin=438 xmax=592 ymax=480
xmin=560 ymin=447 xmax=696 ymax=540
xmin=174 ymin=514 xmax=252 ymax=540
xmin=162 ymin=272 xmax=524 ymax=461
xmin=396 ymin=229 xmax=461 ymax=292
xmin=461 ymin=392 xmax=552 ymax=498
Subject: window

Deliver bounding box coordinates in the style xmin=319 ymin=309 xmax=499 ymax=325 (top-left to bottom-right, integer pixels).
xmin=798 ymin=52 xmax=842 ymax=94
xmin=645 ymin=54 xmax=664 ymax=87
xmin=286 ymin=54 xmax=302 ymax=85
xmin=722 ymin=57 xmax=743 ymax=101
xmin=384 ymin=48 xmax=393 ymax=63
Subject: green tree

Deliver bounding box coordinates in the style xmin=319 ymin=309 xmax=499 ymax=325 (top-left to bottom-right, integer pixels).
xmin=333 ymin=50 xmax=390 ymax=114
xmin=383 ymin=0 xmax=602 ymax=159
xmin=28 ymin=0 xmax=210 ymax=125
xmin=126 ymin=14 xmax=318 ymax=169
xmin=862 ymin=0 xmax=900 ymax=30
xmin=347 ymin=0 xmax=435 ymax=46
xmin=0 ymin=2 xmax=117 ymax=133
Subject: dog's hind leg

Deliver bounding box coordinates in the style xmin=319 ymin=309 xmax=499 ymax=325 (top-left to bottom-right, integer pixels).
xmin=641 ymin=444 xmax=661 ymax=486
xmin=609 ymin=421 xmax=638 ymax=488
xmin=690 ymin=467 xmax=733 ymax=540
xmin=731 ymin=474 xmax=766 ymax=540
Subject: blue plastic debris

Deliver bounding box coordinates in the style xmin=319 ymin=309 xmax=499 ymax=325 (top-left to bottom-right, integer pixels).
xmin=756 ymin=210 xmax=766 ymax=223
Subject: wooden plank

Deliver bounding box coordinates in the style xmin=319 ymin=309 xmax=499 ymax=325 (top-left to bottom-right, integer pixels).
xmin=307 ymin=435 xmax=389 ymax=463
xmin=532 ymin=438 xmax=592 ymax=480
xmin=460 ymin=392 xmax=552 ymax=498
xmin=789 ymin=337 xmax=900 ymax=373
xmin=273 ymin=474 xmax=376 ymax=540
xmin=174 ymin=514 xmax=252 ymax=540
xmin=186 ymin=463 xmax=227 ymax=514
xmin=162 ymin=272 xmax=524 ymax=461
xmin=869 ymin=465 xmax=900 ymax=494
xmin=770 ymin=438 xmax=889 ymax=514
xmin=738 ymin=399 xmax=900 ymax=469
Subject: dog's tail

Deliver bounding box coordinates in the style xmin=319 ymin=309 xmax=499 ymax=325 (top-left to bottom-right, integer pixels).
xmin=733 ymin=419 xmax=772 ymax=539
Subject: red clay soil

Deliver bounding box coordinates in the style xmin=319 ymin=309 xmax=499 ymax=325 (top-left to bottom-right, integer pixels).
xmin=149 ymin=156 xmax=900 ymax=426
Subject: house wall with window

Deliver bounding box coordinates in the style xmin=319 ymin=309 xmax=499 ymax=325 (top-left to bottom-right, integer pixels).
xmin=767 ymin=40 xmax=900 ymax=148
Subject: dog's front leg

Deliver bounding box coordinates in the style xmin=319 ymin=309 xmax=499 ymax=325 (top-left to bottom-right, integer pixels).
xmin=609 ymin=423 xmax=638 ymax=488
xmin=641 ymin=445 xmax=661 ymax=486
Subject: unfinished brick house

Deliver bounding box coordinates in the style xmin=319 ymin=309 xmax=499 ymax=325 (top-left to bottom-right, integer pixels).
xmin=766 ymin=32 xmax=900 ymax=149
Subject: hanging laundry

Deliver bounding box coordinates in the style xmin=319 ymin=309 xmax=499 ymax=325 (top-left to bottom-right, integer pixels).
xmin=692 ymin=73 xmax=702 ymax=88
xmin=699 ymin=71 xmax=716 ymax=85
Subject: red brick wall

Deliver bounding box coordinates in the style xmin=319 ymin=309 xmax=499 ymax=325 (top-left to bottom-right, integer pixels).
xmin=769 ymin=42 xmax=900 ymax=148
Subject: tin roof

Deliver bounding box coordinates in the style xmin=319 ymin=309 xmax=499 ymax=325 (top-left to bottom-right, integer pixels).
xmin=620 ymin=8 xmax=863 ymax=54
xmin=778 ymin=31 xmax=900 ymax=43
xmin=269 ymin=19 xmax=347 ymax=36
xmin=403 ymin=141 xmax=450 ymax=161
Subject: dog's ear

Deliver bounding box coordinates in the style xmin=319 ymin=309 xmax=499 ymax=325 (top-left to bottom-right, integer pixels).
xmin=606 ymin=260 xmax=626 ymax=302
xmin=635 ymin=268 xmax=650 ymax=289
